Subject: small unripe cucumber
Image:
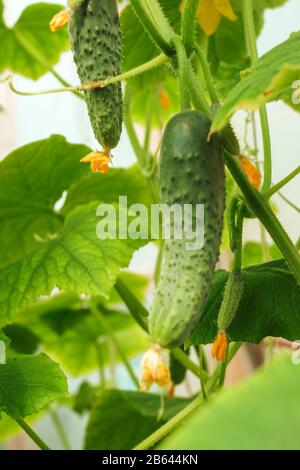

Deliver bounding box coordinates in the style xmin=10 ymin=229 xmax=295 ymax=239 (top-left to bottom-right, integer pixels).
xmin=69 ymin=0 xmax=122 ymax=149
xmin=149 ymin=111 xmax=225 ymax=348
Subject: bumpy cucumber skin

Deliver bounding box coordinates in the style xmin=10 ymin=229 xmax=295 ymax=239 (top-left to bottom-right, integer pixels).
xmin=69 ymin=0 xmax=122 ymax=149
xmin=149 ymin=111 xmax=225 ymax=348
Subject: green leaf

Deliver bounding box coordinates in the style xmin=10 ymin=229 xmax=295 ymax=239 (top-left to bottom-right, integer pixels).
xmin=73 ymin=381 xmax=97 ymax=415
xmin=242 ymin=241 xmax=281 ymax=267
xmin=22 ymin=305 xmax=148 ymax=376
xmin=214 ymin=61 xmax=249 ymax=101
xmin=0 ymin=353 xmax=67 ymax=418
xmin=159 ymin=356 xmax=300 ymax=450
xmin=62 ymin=164 xmax=153 ymax=215
xmin=0 ymin=2 xmax=69 ymax=80
xmin=44 ymin=317 xmax=147 ymax=377
xmin=189 ymin=260 xmax=300 ymax=345
xmin=85 ymin=389 xmax=190 ymax=450
xmin=211 ymin=32 xmax=300 ymax=132
xmin=0 ymin=202 xmax=146 ymax=327
xmin=3 ymin=324 xmax=39 ymax=356
xmin=0 ymin=135 xmax=89 ymax=267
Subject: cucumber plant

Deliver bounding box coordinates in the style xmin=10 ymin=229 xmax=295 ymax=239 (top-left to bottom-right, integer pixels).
xmin=0 ymin=0 xmax=299 ymax=453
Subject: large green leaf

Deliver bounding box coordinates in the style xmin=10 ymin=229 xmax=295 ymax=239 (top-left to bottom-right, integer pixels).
xmin=189 ymin=260 xmax=300 ymax=345
xmin=0 ymin=135 xmax=89 ymax=267
xmin=0 ymin=202 xmax=146 ymax=327
xmin=0 ymin=136 xmax=153 ymax=268
xmin=25 ymin=306 xmax=148 ymax=376
xmin=62 ymin=164 xmax=153 ymax=215
xmin=160 ymin=356 xmax=300 ymax=450
xmin=0 ymin=353 xmax=67 ymax=418
xmin=85 ymin=389 xmax=190 ymax=450
xmin=0 ymin=2 xmax=69 ymax=80
xmin=8 ymin=271 xmax=149 ymax=324
xmin=211 ymin=31 xmax=300 ymax=132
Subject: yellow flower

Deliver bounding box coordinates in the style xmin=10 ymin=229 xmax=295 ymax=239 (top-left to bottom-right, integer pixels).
xmin=197 ymin=0 xmax=237 ymax=35
xmin=50 ymin=8 xmax=71 ymax=32
xmin=181 ymin=0 xmax=237 ymax=36
xmin=140 ymin=345 xmax=172 ymax=392
xmin=211 ymin=331 xmax=228 ymax=361
xmin=80 ymin=150 xmax=111 ymax=174
xmin=239 ymin=156 xmax=262 ymax=189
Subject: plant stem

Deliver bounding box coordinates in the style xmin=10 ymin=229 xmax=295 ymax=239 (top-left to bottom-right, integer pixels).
xmin=264 ymin=166 xmax=300 ymax=199
xmin=2 ymin=54 xmax=168 ymax=99
xmin=278 ymin=191 xmax=300 ymax=213
xmin=242 ymin=0 xmax=272 ymax=191
xmin=171 ymin=347 xmax=208 ymax=382
xmin=232 ymin=204 xmax=244 ymax=272
xmin=14 ymin=417 xmax=51 ymax=451
xmin=49 ymin=409 xmax=71 ymax=450
xmin=194 ymin=44 xmax=219 ymax=104
xmin=90 ymin=301 xmax=139 ymax=388
xmin=114 ymin=278 xmax=149 ymax=332
xmin=199 ymin=346 xmax=208 ymax=400
xmin=250 ymin=111 xmax=270 ymax=261
xmin=218 ymin=349 xmax=228 ymax=389
xmin=206 ymin=342 xmax=242 ymax=392
xmin=124 ymin=90 xmax=160 ymax=203
xmin=171 ymin=36 xmax=191 ymax=110
xmin=0 ymin=75 xmax=80 ymax=97
xmin=143 ymin=97 xmax=153 ymax=152
xmin=260 ymin=223 xmax=270 ymax=262
xmin=12 ymin=29 xmax=82 ymax=99
xmin=96 ymin=339 xmax=106 ymax=387
xmin=133 ymin=394 xmax=203 ymax=450
xmin=224 ymin=151 xmax=300 ymax=282
xmin=181 ymin=0 xmax=199 ymax=54
xmin=130 ymin=0 xmax=175 ymax=55
xmin=134 ymin=342 xmax=242 ymax=450
xmin=187 ymin=63 xmax=211 ymax=114
xmin=227 ymin=196 xmax=240 ymax=252
xmin=124 ymin=97 xmax=148 ymax=169
xmin=106 ymin=53 xmax=168 ymax=86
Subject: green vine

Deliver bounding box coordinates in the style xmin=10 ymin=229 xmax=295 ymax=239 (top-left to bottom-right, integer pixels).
xmin=171 ymin=36 xmax=191 ymax=110
xmin=242 ymin=0 xmax=272 ymax=192
xmin=181 ymin=0 xmax=199 ymax=54
xmin=14 ymin=417 xmax=51 ymax=451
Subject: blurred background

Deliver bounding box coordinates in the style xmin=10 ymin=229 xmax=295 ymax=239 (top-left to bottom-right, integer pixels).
xmin=0 ymin=0 xmax=299 ymax=450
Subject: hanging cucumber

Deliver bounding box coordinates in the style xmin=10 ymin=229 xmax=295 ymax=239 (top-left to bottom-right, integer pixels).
xmin=149 ymin=110 xmax=225 ymax=349
xmin=68 ymin=0 xmax=123 ymax=150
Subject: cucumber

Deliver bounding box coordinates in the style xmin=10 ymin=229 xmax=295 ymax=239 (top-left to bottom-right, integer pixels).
xmin=149 ymin=111 xmax=225 ymax=348
xmin=69 ymin=0 xmax=122 ymax=149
